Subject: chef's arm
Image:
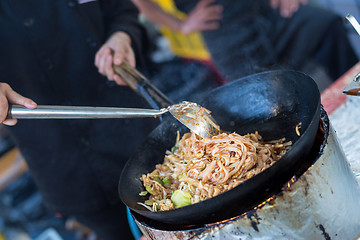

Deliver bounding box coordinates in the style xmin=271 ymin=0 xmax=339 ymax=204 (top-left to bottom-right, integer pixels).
xmin=0 ymin=83 xmax=37 ymax=126
xmin=131 ymin=0 xmax=222 ymax=34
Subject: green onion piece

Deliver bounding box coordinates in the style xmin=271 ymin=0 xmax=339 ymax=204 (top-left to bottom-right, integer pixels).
xmin=154 ymin=177 xmax=163 ymax=186
xmin=139 ymin=191 xmax=148 ymax=196
xmin=144 ymin=200 xmax=153 ymax=206
xmin=171 ymin=190 xmax=192 ymax=208
xmin=145 ymin=185 xmax=154 ymax=195
xmin=171 ymin=145 xmax=178 ymax=153
xmin=163 ymin=177 xmax=170 ymax=185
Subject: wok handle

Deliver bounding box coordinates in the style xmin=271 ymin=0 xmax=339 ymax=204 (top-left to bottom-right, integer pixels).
xmin=113 ymin=61 xmax=173 ymax=109
xmin=7 ymin=105 xmax=168 ymax=119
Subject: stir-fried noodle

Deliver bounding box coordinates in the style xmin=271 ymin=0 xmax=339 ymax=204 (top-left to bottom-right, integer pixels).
xmin=139 ymin=131 xmax=292 ymax=211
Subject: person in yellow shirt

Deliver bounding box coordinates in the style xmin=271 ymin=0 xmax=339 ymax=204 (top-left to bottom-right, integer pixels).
xmin=133 ymin=0 xmax=220 ymax=60
xmin=133 ymin=0 xmax=227 ymax=85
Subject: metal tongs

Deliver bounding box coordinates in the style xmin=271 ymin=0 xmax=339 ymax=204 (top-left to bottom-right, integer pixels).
xmin=343 ymin=14 xmax=360 ymax=96
xmin=7 ymin=62 xmax=221 ymax=138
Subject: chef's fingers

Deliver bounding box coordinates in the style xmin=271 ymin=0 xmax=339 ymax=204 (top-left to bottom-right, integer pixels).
xmin=2 ymin=119 xmax=17 ymax=126
xmin=111 ymin=46 xmax=134 ymax=85
xmin=0 ymin=91 xmax=10 ymax=125
xmin=125 ymin=47 xmax=136 ymax=67
xmin=94 ymin=45 xmax=107 ymax=69
xmin=0 ymin=83 xmax=37 ymax=126
xmin=5 ymin=90 xmax=37 ymax=109
xmin=96 ymin=47 xmax=112 ymax=75
xmin=104 ymin=54 xmax=127 ymax=85
xmin=104 ymin=54 xmax=115 ymax=81
xmin=113 ymin=47 xmax=126 ymax=66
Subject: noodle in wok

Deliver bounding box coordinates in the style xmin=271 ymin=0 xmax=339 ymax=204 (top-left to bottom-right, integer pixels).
xmin=139 ymin=131 xmax=292 ymax=211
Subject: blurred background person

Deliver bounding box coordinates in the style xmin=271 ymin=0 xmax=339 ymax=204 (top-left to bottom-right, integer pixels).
xmin=132 ymin=0 xmax=226 ymax=104
xmin=133 ymin=0 xmax=358 ymax=91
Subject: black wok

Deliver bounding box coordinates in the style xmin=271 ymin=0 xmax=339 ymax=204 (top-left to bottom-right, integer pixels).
xmin=119 ymin=70 xmax=321 ymax=225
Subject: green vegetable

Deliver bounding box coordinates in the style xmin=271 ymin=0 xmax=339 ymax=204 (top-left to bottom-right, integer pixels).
xmin=171 ymin=145 xmax=178 ymax=153
xmin=145 ymin=185 xmax=154 ymax=195
xmin=154 ymin=177 xmax=163 ymax=186
xmin=163 ymin=177 xmax=170 ymax=185
xmin=139 ymin=191 xmax=148 ymax=196
xmin=144 ymin=200 xmax=153 ymax=206
xmin=171 ymin=190 xmax=192 ymax=208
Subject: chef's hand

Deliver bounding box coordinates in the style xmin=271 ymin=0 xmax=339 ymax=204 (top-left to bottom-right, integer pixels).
xmin=180 ymin=0 xmax=223 ymax=34
xmin=95 ymin=31 xmax=135 ymax=86
xmin=269 ymin=0 xmax=307 ymax=18
xmin=0 ymin=83 xmax=37 ymax=126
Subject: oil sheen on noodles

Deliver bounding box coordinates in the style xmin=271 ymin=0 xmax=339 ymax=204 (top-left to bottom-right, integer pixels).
xmin=139 ymin=131 xmax=292 ymax=212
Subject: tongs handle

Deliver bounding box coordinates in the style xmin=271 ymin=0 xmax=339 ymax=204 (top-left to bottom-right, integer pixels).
xmin=7 ymin=105 xmax=168 ymax=119
xmin=7 ymin=61 xmax=174 ymax=119
xmin=113 ymin=61 xmax=173 ymax=109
